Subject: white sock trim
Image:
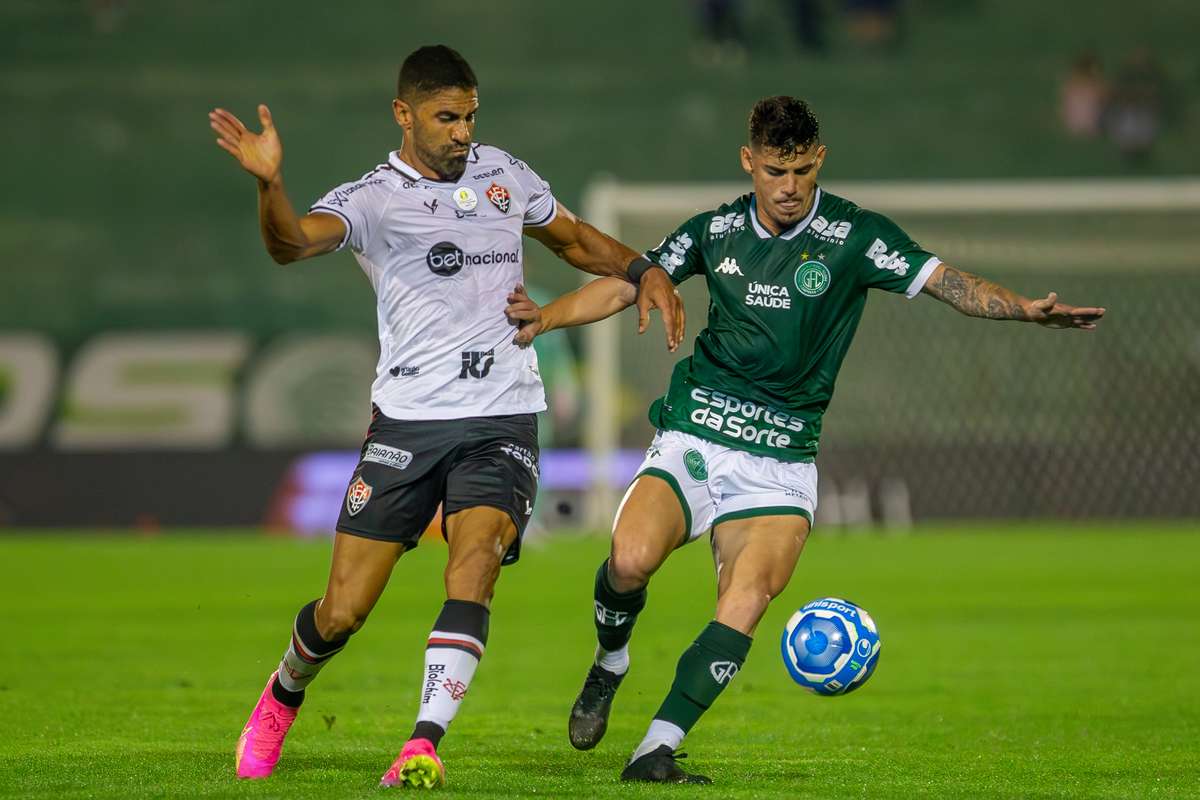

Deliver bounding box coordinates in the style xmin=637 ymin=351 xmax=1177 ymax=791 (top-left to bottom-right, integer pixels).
xmin=630 ymin=719 xmax=685 ymax=762
xmin=595 ymin=644 xmax=630 ymax=675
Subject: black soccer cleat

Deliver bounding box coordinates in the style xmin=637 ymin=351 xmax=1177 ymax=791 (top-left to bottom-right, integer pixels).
xmin=568 ymin=663 xmax=625 ymax=750
xmin=620 ymin=745 xmax=712 ymax=784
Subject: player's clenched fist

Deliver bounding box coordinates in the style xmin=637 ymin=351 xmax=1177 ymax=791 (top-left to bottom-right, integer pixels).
xmin=209 ymin=104 xmax=283 ymax=184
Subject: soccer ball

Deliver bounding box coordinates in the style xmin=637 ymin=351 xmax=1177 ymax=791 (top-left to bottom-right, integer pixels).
xmin=781 ymin=597 xmax=881 ymax=696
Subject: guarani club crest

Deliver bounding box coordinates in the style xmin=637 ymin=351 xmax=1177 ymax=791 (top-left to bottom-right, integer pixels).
xmin=795 ymin=259 xmax=831 ymax=298
xmin=683 ymin=448 xmax=708 ymax=482
xmin=485 ymin=182 xmax=511 ymax=213
xmin=345 ymin=476 xmax=373 ymax=516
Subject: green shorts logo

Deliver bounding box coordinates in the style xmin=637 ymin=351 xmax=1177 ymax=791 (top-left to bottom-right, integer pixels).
xmin=683 ymin=448 xmax=708 ymax=482
xmin=795 ymin=260 xmax=831 ymax=298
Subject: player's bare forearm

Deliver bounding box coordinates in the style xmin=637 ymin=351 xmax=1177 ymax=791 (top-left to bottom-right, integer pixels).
xmin=540 ymin=277 xmax=638 ymax=334
xmin=257 ymin=177 xmax=344 ymax=264
xmin=921 ymin=263 xmax=1105 ymax=330
xmin=921 ymin=264 xmax=1030 ymax=320
xmin=525 ymin=206 xmax=640 ymax=278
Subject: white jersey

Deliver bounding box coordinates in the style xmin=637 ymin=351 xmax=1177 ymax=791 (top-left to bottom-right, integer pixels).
xmin=310 ymin=144 xmax=557 ymax=421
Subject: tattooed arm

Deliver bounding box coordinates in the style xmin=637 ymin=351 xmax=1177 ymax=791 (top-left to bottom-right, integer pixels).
xmin=921 ymin=264 xmax=1106 ymax=330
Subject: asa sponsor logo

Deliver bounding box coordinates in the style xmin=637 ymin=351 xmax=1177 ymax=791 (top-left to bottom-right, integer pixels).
xmin=865 ymin=238 xmax=911 ymax=277
xmin=362 ymin=442 xmax=413 ymax=471
xmin=809 ymin=216 xmax=852 ymax=244
xmin=794 ymin=260 xmax=831 ymax=298
xmin=426 ymin=243 xmax=519 ymax=276
xmin=708 ymin=212 xmax=746 ymax=236
xmin=745 ymin=281 xmax=791 ymax=309
xmin=500 ymin=442 xmax=539 ymax=478
xmin=656 ymin=232 xmax=694 ymax=275
xmin=485 ymin=182 xmax=511 ymax=213
xmin=710 ymin=661 xmax=740 ymax=684
xmin=345 ymin=476 xmax=372 ymax=516
xmin=714 ymin=257 xmax=743 ymax=276
xmin=459 ymin=349 xmax=495 ymax=379
xmin=320 ymin=178 xmax=385 ymax=208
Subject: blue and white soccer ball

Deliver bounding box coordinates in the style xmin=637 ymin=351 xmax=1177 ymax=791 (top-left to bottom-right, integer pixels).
xmin=781 ymin=597 xmax=881 ymax=696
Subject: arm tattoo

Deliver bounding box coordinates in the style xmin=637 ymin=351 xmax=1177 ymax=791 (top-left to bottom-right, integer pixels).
xmin=925 ymin=266 xmax=1028 ymax=320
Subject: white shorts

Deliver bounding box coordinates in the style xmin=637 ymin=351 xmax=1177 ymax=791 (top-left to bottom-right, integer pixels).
xmin=623 ymin=430 xmax=818 ymax=543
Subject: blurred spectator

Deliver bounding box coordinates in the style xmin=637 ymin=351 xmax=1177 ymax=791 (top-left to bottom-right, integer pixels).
xmin=1105 ymin=48 xmax=1170 ymax=163
xmin=786 ymin=0 xmax=829 ymax=54
xmin=692 ymin=0 xmax=748 ymax=65
xmin=1059 ymin=51 xmax=1108 ymax=138
xmin=845 ymin=0 xmax=902 ymax=50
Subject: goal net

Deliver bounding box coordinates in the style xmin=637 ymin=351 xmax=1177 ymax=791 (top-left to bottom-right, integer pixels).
xmin=578 ymin=178 xmax=1200 ymax=527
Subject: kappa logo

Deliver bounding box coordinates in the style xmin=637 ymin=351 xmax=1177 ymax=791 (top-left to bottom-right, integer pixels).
xmin=710 ymin=661 xmax=740 ymax=684
xmin=714 ymin=257 xmax=743 ymax=276
xmin=363 ymin=442 xmax=413 ymax=471
xmin=708 ymin=212 xmax=746 ymax=236
xmin=485 ymin=182 xmax=511 ymax=213
xmin=595 ymin=602 xmax=629 ymax=627
xmin=656 ymin=232 xmax=694 ymax=275
xmin=865 ymin=238 xmax=911 ymax=277
xmin=459 ymin=349 xmax=495 ymax=379
xmin=345 ymin=476 xmax=372 ymax=516
xmin=810 ymin=216 xmax=852 ymax=243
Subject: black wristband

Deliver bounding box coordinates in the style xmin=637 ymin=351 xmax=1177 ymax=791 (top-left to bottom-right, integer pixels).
xmin=626 ymin=256 xmax=656 ymax=284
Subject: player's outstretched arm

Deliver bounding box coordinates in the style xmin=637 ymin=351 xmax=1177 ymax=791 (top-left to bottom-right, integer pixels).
xmin=921 ymin=263 xmax=1105 ymax=330
xmin=208 ymin=104 xmax=345 ymax=264
xmin=505 ymin=279 xmax=637 ymax=347
xmin=525 ymin=204 xmax=684 ymax=350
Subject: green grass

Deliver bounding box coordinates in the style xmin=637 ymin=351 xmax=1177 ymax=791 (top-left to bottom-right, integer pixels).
xmin=1 ymin=524 xmax=1198 ymax=798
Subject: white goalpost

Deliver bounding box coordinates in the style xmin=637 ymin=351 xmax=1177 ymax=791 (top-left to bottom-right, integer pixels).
xmin=578 ymin=176 xmax=1200 ymax=528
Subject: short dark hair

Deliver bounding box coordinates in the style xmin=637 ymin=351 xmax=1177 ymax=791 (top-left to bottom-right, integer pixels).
xmin=397 ymin=45 xmax=477 ymax=101
xmin=748 ymin=96 xmax=820 ymax=155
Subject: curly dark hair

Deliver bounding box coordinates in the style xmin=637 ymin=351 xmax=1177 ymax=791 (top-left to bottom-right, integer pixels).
xmin=748 ymin=96 xmax=820 ymax=156
xmin=397 ymin=45 xmax=477 ymax=101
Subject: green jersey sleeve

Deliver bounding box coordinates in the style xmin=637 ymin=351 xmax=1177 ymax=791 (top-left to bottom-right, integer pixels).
xmin=855 ymin=211 xmax=942 ymax=299
xmin=643 ymin=212 xmax=709 ymax=285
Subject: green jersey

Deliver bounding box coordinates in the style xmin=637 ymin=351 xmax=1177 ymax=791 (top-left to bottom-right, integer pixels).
xmin=644 ymin=188 xmax=940 ymax=462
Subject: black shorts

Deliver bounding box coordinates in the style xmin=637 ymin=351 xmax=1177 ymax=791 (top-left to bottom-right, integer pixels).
xmin=336 ymin=408 xmax=539 ymax=565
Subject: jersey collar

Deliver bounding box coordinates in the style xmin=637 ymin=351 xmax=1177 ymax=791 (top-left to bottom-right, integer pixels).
xmin=387 ymin=146 xmax=481 ymax=184
xmin=749 ymin=187 xmax=823 ymax=240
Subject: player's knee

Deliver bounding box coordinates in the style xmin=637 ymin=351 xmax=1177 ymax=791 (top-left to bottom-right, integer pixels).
xmin=609 ymin=540 xmax=659 ymax=589
xmin=316 ymin=602 xmax=369 ymax=639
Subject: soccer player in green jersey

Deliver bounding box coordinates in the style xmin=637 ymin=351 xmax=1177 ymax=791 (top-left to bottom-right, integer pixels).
xmin=506 ymin=96 xmax=1105 ymax=784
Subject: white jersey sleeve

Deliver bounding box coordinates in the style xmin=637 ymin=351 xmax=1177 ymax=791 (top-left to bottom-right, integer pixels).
xmin=309 ymin=168 xmax=398 ymax=253
xmin=507 ymin=157 xmax=557 ymax=227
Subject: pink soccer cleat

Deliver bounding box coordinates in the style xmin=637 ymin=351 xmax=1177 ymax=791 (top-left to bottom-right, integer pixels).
xmin=235 ymin=671 xmax=299 ymax=779
xmin=380 ymin=738 xmax=446 ymax=789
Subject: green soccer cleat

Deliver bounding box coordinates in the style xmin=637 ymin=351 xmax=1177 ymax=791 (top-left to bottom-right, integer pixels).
xmin=620 ymin=745 xmax=711 ymax=784
xmin=568 ymin=663 xmax=625 ymax=750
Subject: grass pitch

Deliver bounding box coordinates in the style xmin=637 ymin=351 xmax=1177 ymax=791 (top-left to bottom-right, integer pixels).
xmin=1 ymin=524 xmax=1197 ymax=799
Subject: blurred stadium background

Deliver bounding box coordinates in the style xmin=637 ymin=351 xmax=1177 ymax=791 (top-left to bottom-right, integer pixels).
xmin=2 ymin=0 xmax=1196 ymax=531
xmin=3 ymin=2 xmax=1200 ymax=798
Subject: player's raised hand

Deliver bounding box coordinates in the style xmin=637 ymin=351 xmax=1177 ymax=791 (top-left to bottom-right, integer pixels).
xmin=209 ymin=104 xmax=283 ymax=183
xmin=506 ymin=284 xmax=543 ymax=347
xmin=1026 ymin=292 xmax=1106 ymax=330
xmin=637 ymin=267 xmax=685 ymax=352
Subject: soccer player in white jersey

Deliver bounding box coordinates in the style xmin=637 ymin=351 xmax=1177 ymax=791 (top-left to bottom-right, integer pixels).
xmin=208 ymin=45 xmax=683 ymax=788
xmin=506 ymin=96 xmax=1105 ymax=783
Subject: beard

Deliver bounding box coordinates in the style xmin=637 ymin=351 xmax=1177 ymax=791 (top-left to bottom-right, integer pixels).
xmin=416 ymin=140 xmax=469 ymax=181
